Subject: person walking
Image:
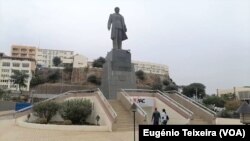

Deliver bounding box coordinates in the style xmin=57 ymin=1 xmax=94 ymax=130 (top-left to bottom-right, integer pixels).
xmin=161 ymin=109 xmax=169 ymax=125
xmin=152 ymin=108 xmax=161 ymax=125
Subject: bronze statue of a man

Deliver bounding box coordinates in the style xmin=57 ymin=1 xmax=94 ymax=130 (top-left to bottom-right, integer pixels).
xmin=108 ymin=7 xmax=128 ymax=50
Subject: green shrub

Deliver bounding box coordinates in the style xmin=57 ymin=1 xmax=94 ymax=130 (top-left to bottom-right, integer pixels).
xmin=35 ymin=118 xmax=47 ymax=124
xmin=60 ymin=99 xmax=92 ymax=125
xmin=152 ymin=83 xmax=162 ymax=91
xmin=39 ymin=118 xmax=48 ymax=124
xmin=87 ymin=75 xmax=101 ymax=85
xmin=64 ymin=120 xmax=72 ymax=125
xmin=135 ymin=70 xmax=145 ymax=80
xmin=33 ymin=101 xmax=60 ymax=123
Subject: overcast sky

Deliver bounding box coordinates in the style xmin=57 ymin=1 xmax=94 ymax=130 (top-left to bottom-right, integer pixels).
xmin=0 ymin=0 xmax=249 ymax=94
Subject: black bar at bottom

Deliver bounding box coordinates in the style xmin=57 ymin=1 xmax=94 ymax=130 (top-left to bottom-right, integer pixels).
xmin=139 ymin=125 xmax=250 ymax=141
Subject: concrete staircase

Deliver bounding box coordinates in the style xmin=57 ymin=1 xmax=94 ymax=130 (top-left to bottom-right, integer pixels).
xmin=109 ymin=100 xmax=138 ymax=131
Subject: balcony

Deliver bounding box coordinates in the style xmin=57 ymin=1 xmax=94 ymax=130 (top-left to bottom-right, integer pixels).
xmin=21 ymin=49 xmax=28 ymax=52
xmin=12 ymin=53 xmax=19 ymax=56
xmin=12 ymin=49 xmax=19 ymax=53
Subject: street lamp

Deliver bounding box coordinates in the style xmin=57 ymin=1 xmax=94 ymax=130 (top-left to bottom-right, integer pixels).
xmin=131 ymin=103 xmax=137 ymax=141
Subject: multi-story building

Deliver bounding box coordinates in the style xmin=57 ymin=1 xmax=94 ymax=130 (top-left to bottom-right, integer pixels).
xmin=0 ymin=53 xmax=34 ymax=91
xmin=11 ymin=45 xmax=37 ymax=59
xmin=36 ymin=48 xmax=74 ymax=67
xmin=132 ymin=60 xmax=169 ymax=76
xmin=73 ymin=54 xmax=88 ymax=68
xmin=217 ymin=86 xmax=250 ymax=100
xmin=11 ymin=45 xmax=88 ymax=68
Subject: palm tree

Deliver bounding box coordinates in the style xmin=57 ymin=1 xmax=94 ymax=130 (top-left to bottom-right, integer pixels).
xmin=11 ymin=70 xmax=29 ymax=94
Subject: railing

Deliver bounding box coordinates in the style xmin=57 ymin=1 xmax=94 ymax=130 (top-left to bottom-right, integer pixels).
xmin=13 ymin=89 xmax=107 ymax=118
xmin=123 ymin=89 xmax=193 ymax=117
xmin=157 ymin=90 xmax=194 ymax=118
xmin=120 ymin=89 xmax=148 ymax=122
xmin=164 ymin=90 xmax=216 ymax=116
xmin=122 ymin=89 xmax=157 ymax=93
xmin=96 ymin=88 xmax=117 ymax=121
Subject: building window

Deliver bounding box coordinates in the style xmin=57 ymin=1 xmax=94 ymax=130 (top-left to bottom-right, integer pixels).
xmin=2 ymin=69 xmax=9 ymax=72
xmin=2 ymin=62 xmax=10 ymax=67
xmin=13 ymin=63 xmax=20 ymax=67
xmin=1 ymin=74 xmax=9 ymax=77
xmin=21 ymin=54 xmax=27 ymax=57
xmin=22 ymin=63 xmax=30 ymax=68
xmin=21 ymin=49 xmax=27 ymax=52
xmin=0 ymin=85 xmax=8 ymax=89
xmin=21 ymin=70 xmax=29 ymax=74
xmin=11 ymin=69 xmax=19 ymax=74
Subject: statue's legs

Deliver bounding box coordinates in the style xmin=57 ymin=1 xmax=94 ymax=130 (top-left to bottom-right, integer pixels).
xmin=117 ymin=41 xmax=122 ymax=49
xmin=113 ymin=39 xmax=118 ymax=49
xmin=113 ymin=39 xmax=122 ymax=49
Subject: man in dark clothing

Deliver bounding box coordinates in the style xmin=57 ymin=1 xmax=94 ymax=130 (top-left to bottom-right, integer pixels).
xmin=152 ymin=108 xmax=161 ymax=125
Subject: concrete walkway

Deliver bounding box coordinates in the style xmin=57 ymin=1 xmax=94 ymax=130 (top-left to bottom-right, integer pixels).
xmin=0 ymin=119 xmax=138 ymax=141
xmin=0 ymin=118 xmax=243 ymax=141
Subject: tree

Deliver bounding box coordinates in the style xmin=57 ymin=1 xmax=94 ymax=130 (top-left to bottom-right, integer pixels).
xmin=164 ymin=84 xmax=178 ymax=91
xmin=152 ymin=83 xmax=162 ymax=91
xmin=162 ymin=79 xmax=178 ymax=91
xmin=135 ymin=70 xmax=145 ymax=80
xmin=221 ymin=93 xmax=236 ymax=101
xmin=33 ymin=101 xmax=60 ymax=123
xmin=60 ymin=99 xmax=92 ymax=124
xmin=224 ymin=100 xmax=241 ymax=111
xmin=53 ymin=56 xmax=62 ymax=67
xmin=30 ymin=74 xmax=46 ymax=87
xmin=48 ymin=70 xmax=60 ymax=83
xmin=162 ymin=79 xmax=170 ymax=86
xmin=11 ymin=70 xmax=29 ymax=94
xmin=203 ymin=96 xmax=225 ymax=107
xmin=87 ymin=75 xmax=101 ymax=85
xmin=92 ymin=57 xmax=105 ymax=68
xmin=182 ymin=83 xmax=206 ymax=98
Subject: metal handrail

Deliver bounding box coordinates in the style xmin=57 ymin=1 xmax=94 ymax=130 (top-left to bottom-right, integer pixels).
xmin=120 ymin=89 xmax=148 ymax=121
xmin=96 ymin=88 xmax=117 ymax=120
xmin=13 ymin=89 xmax=106 ymax=118
xmin=123 ymin=89 xmax=194 ymax=119
xmin=157 ymin=90 xmax=194 ymax=117
xmin=123 ymin=89 xmax=157 ymax=93
xmin=164 ymin=90 xmax=216 ymax=116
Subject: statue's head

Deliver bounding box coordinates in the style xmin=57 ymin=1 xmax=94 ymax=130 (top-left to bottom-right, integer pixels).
xmin=114 ymin=7 xmax=120 ymax=13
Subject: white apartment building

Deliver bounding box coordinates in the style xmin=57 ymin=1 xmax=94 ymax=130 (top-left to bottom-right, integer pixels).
xmin=73 ymin=54 xmax=88 ymax=68
xmin=0 ymin=53 xmax=34 ymax=91
xmin=132 ymin=60 xmax=169 ymax=76
xmin=36 ymin=48 xmax=74 ymax=67
xmin=217 ymin=86 xmax=250 ymax=100
xmin=11 ymin=45 xmax=88 ymax=69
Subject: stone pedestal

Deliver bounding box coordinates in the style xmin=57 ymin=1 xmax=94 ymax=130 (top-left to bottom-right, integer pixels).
xmin=101 ymin=49 xmax=136 ymax=99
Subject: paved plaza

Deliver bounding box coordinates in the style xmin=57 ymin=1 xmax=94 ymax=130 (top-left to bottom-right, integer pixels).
xmin=0 ymin=117 xmax=242 ymax=141
xmin=0 ymin=119 xmax=137 ymax=141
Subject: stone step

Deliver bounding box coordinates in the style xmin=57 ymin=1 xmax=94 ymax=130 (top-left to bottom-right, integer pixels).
xmin=109 ymin=100 xmax=140 ymax=131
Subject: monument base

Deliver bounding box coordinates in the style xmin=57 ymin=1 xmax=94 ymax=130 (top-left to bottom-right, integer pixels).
xmin=101 ymin=49 xmax=136 ymax=99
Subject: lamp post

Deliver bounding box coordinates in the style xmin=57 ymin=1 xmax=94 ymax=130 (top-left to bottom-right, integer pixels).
xmin=131 ymin=103 xmax=137 ymax=141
